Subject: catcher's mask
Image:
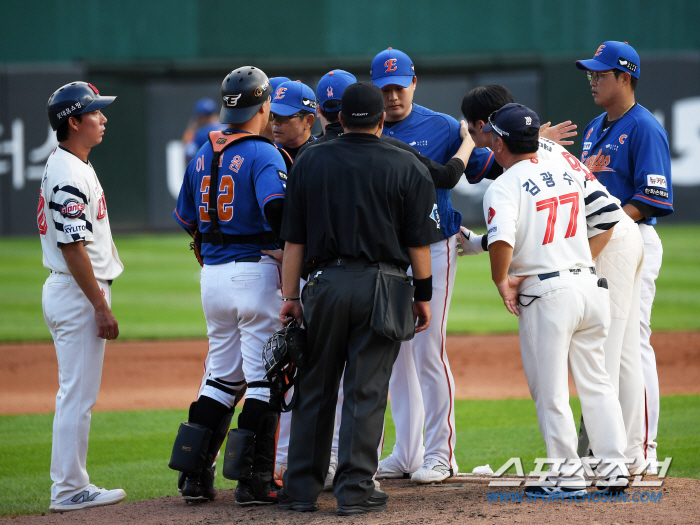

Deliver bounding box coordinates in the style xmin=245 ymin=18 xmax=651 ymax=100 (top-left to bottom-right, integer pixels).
xmin=262 ymin=318 xmax=308 ymax=381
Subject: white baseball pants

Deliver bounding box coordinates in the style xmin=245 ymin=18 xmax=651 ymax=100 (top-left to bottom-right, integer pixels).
xmin=518 ymin=271 xmax=628 ymax=484
xmin=199 ymin=259 xmax=282 ymax=406
xmin=638 ymin=224 xmax=663 ymax=464
xmin=595 ymin=222 xmax=646 ymax=466
xmin=387 ymin=235 xmax=458 ymax=473
xmin=43 ymin=272 xmax=111 ymax=503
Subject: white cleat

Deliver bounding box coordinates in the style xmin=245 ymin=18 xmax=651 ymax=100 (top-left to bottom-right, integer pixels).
xmin=324 ymin=451 xmax=338 ymax=491
xmin=411 ymin=458 xmax=453 ymax=484
xmin=49 ymin=485 xmax=126 ymax=512
xmin=376 ymin=454 xmax=413 ymax=480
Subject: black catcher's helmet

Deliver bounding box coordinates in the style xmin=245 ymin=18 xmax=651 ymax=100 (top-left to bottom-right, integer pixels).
xmin=262 ymin=319 xmax=308 ymax=381
xmin=47 ymin=81 xmax=116 ymax=131
xmin=220 ymin=66 xmax=272 ymax=124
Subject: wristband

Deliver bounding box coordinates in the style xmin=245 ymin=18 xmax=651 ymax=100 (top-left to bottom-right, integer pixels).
xmin=282 ymin=297 xmax=301 ymax=301
xmin=413 ymin=276 xmax=432 ymax=302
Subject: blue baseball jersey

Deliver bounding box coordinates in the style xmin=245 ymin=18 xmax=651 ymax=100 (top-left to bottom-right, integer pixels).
xmin=383 ymin=103 xmax=495 ymax=238
xmin=174 ymin=131 xmax=287 ymax=264
xmin=580 ymin=104 xmax=673 ymax=226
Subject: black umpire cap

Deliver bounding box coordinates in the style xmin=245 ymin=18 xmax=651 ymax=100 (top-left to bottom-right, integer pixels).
xmin=220 ymin=66 xmax=272 ymax=124
xmin=340 ymin=82 xmax=385 ymax=121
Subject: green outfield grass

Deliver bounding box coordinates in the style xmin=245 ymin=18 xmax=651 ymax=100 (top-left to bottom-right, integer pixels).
xmin=0 ymin=224 xmax=699 ymax=341
xmin=1 ymin=394 xmax=697 ymax=517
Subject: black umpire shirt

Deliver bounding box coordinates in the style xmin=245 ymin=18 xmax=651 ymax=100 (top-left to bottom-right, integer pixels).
xmin=298 ymin=121 xmax=467 ymax=190
xmin=281 ymin=133 xmax=441 ymax=271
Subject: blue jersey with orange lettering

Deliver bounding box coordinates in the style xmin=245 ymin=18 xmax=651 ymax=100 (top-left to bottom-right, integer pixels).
xmin=174 ymin=131 xmax=287 ymax=264
xmin=185 ymin=122 xmax=226 ymax=162
xmin=580 ymin=104 xmax=673 ymax=226
xmin=382 ymin=103 xmax=495 ymax=238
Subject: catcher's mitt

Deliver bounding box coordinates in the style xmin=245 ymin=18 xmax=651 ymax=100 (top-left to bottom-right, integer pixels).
xmin=184 ymin=227 xmax=204 ymax=267
xmin=262 ymin=319 xmax=308 ymax=412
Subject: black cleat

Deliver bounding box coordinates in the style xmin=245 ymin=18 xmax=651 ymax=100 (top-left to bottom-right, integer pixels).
xmin=235 ymin=481 xmax=278 ymax=506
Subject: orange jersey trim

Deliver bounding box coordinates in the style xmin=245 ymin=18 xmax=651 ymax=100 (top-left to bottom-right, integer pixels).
xmin=635 ymin=194 xmax=673 ymax=207
xmin=467 ymin=151 xmax=494 ymax=182
xmin=263 ymin=193 xmax=285 ymax=204
xmin=174 ymin=208 xmax=196 ymax=227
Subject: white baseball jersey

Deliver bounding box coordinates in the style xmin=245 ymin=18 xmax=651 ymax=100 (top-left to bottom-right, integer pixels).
xmin=483 ymin=155 xmax=622 ymax=276
xmin=536 ymin=138 xmax=631 ymax=238
xmin=38 ymin=146 xmax=123 ymax=281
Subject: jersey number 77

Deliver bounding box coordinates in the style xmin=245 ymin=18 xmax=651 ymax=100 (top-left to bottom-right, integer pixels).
xmin=536 ymin=193 xmax=580 ymax=245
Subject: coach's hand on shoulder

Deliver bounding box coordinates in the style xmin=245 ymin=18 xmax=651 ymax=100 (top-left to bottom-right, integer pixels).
xmin=95 ymin=304 xmax=119 ymax=340
xmin=496 ymin=275 xmax=527 ymax=316
xmin=540 ymin=120 xmax=577 ymax=146
xmin=414 ymin=301 xmax=431 ymax=333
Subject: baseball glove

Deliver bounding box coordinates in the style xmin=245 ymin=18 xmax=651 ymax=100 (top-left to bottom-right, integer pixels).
xmin=183 ymin=227 xmax=204 ymax=267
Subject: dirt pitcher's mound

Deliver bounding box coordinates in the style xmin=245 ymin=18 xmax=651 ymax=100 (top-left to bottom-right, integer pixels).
xmin=1 ymin=332 xmax=699 ymax=414
xmin=4 ymin=477 xmax=698 ymax=525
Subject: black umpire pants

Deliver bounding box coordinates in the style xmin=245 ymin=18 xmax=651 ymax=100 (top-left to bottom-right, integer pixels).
xmin=283 ymin=261 xmax=403 ymax=505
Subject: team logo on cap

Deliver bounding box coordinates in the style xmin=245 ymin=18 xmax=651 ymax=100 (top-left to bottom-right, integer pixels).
xmin=302 ymin=98 xmax=317 ymax=109
xmin=88 ymin=83 xmax=99 ymax=94
xmin=327 ymin=86 xmax=333 ymax=98
xmin=594 ymin=44 xmax=606 ymax=57
xmin=488 ymin=207 xmax=496 ymax=225
xmin=525 ymin=116 xmax=532 ymax=125
xmin=617 ymin=57 xmax=637 ymax=73
xmin=61 ymin=198 xmax=85 ymax=218
xmin=384 ymin=59 xmax=398 ymax=73
xmin=274 ymin=87 xmax=287 ymax=100
xmin=223 ymin=94 xmax=242 ymax=107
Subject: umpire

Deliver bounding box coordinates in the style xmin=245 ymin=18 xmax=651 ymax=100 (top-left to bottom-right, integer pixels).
xmin=278 ymin=82 xmax=441 ymax=515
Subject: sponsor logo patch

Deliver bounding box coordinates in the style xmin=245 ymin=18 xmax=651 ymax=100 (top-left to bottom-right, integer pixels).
xmin=302 ymin=98 xmax=317 ymax=109
xmin=617 ymin=57 xmax=638 ymax=73
xmin=277 ymin=170 xmax=287 ymax=181
xmin=429 ymin=203 xmax=441 ymax=228
xmin=487 ymin=207 xmax=496 ymax=224
xmin=647 ymin=174 xmax=667 ymax=188
xmin=644 ymin=188 xmax=668 ymax=199
xmin=63 ymin=223 xmax=86 ymax=235
xmin=61 ymin=199 xmax=84 ymax=218
xmin=216 ymin=137 xmax=227 ymax=144
xmin=488 ymin=225 xmax=498 ymax=236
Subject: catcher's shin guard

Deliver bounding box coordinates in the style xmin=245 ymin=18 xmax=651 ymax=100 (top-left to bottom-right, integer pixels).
xmin=223 ymin=428 xmax=256 ymax=480
xmin=169 ymin=422 xmax=212 ymax=473
xmin=251 ymin=410 xmax=280 ymax=499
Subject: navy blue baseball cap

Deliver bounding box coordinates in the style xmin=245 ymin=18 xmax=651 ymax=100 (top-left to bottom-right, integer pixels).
xmin=482 ymin=103 xmax=540 ymax=141
xmin=371 ymin=48 xmax=415 ymax=88
xmin=576 ymin=41 xmax=640 ymax=79
xmin=270 ymin=80 xmax=317 ymax=116
xmin=316 ymin=70 xmax=357 ymax=112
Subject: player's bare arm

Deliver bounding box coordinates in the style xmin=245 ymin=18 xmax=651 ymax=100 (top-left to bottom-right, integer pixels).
xmin=588 ymin=228 xmax=614 ymax=260
xmin=452 ymin=120 xmax=476 ymax=166
xmin=60 ymin=242 xmax=119 ymax=340
xmin=488 ymin=240 xmax=526 ymax=316
xmin=540 ymin=120 xmax=578 ymax=146
xmin=280 ymin=241 xmax=305 ymax=326
xmin=622 ymin=202 xmax=644 ymax=222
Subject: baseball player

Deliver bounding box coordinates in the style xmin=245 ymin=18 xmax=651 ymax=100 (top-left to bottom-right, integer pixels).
xmin=483 ymin=103 xmax=630 ymax=494
xmin=170 ymin=66 xmax=287 ymax=506
xmin=183 ymin=98 xmax=226 ymax=163
xmin=40 ymin=82 xmax=126 ymax=512
xmin=270 ymin=80 xmax=317 ymax=160
xmin=575 ymin=41 xmax=674 ymax=473
xmin=261 ymin=77 xmax=291 ymax=141
xmin=371 ymin=47 xmax=497 ymax=484
xmin=462 ymin=85 xmax=647 ymax=472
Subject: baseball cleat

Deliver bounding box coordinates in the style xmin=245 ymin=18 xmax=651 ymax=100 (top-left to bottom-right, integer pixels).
xmin=234 ymin=481 xmax=277 ymax=505
xmin=524 ymin=485 xmax=586 ymax=498
xmin=181 ymin=472 xmax=217 ymax=501
xmin=49 ymin=485 xmax=126 ymax=512
xmin=324 ymin=451 xmax=338 ymax=491
xmin=411 ymin=458 xmax=453 ymax=484
xmin=274 ymin=461 xmax=287 ymax=481
xmin=376 ymin=455 xmax=413 ymax=479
